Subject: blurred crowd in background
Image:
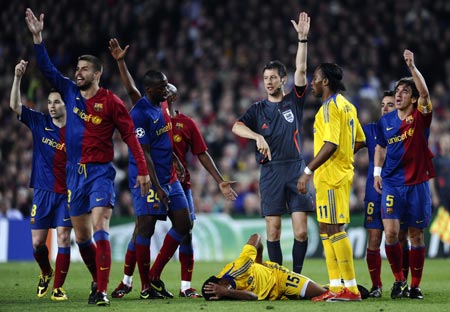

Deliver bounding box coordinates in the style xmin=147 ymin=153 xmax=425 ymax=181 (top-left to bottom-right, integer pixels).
xmin=0 ymin=0 xmax=449 ymax=219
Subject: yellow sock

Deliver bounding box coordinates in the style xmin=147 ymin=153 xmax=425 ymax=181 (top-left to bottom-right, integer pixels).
xmin=330 ymin=231 xmax=359 ymax=294
xmin=321 ymin=234 xmax=342 ymax=293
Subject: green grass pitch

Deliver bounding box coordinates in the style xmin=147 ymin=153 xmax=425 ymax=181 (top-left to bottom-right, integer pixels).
xmin=0 ymin=258 xmax=449 ymax=311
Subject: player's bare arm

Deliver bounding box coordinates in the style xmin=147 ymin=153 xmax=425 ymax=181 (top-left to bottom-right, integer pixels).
xmin=202 ymin=282 xmax=258 ymax=301
xmin=172 ymin=152 xmax=186 ymax=182
xmin=197 ymin=152 xmax=237 ymax=200
xmin=373 ymin=144 xmax=386 ymax=194
xmin=108 ymin=38 xmax=142 ymax=105
xmin=297 ymin=142 xmax=337 ymax=194
xmin=10 ymin=60 xmax=28 ymax=115
xmin=404 ymin=49 xmax=432 ymax=114
xmin=25 ymin=8 xmax=43 ymax=44
xmin=291 ymin=12 xmax=310 ymax=86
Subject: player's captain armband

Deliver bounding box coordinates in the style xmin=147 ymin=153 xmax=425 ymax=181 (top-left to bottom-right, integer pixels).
xmin=374 ymin=166 xmax=382 ymax=177
xmin=417 ymin=97 xmax=432 ymax=114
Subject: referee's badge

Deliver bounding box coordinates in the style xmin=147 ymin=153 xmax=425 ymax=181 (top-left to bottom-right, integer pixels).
xmin=282 ymin=109 xmax=294 ymax=123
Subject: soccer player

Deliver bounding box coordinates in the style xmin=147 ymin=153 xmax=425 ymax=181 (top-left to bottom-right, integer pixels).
xmin=297 ymin=63 xmax=366 ymax=302
xmin=232 ymin=12 xmax=313 ymax=274
xmin=164 ymin=83 xmax=238 ymax=297
xmin=363 ymin=91 xmax=410 ymax=298
xmin=25 ymin=9 xmax=151 ymax=306
xmin=373 ymin=49 xmax=434 ymax=300
xmin=107 ymin=39 xmax=192 ymax=300
xmin=10 ymin=59 xmax=72 ymax=301
xmin=201 ymin=233 xmax=327 ymax=301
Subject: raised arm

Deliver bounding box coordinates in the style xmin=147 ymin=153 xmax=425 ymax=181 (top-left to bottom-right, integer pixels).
xmin=25 ymin=8 xmax=43 ymax=44
xmin=403 ymin=49 xmax=431 ymax=113
xmin=10 ymin=60 xmax=28 ymax=115
xmin=108 ymin=38 xmax=142 ymax=105
xmin=290 ymin=12 xmax=310 ymax=87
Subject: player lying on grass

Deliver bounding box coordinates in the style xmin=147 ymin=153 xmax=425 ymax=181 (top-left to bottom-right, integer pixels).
xmin=201 ymin=233 xmax=327 ymax=300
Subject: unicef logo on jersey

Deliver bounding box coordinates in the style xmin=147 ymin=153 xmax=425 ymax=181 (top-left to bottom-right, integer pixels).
xmin=136 ymin=127 xmax=145 ymax=138
xmin=282 ymin=109 xmax=294 ymax=123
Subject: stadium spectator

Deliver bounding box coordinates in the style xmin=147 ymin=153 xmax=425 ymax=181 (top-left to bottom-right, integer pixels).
xmin=25 ymin=8 xmax=151 ymax=306
xmin=0 ymin=195 xmax=23 ymax=220
xmin=201 ymin=233 xmax=327 ymax=300
xmin=430 ymin=133 xmax=450 ymax=246
xmin=373 ymin=49 xmax=434 ymax=300
xmin=9 ymin=59 xmax=72 ymax=301
xmin=297 ymin=62 xmax=366 ymax=302
xmin=232 ymin=12 xmax=313 ymax=274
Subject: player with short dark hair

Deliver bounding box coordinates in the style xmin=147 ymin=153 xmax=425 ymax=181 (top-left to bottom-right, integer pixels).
xmin=201 ymin=233 xmax=327 ymax=301
xmin=108 ymin=38 xmax=193 ymax=300
xmin=362 ymin=90 xmax=410 ymax=298
xmin=232 ymin=12 xmax=313 ymax=275
xmin=297 ymin=62 xmax=366 ymax=302
xmin=374 ymin=49 xmax=434 ymax=300
xmin=109 ymin=37 xmax=237 ymax=298
xmin=26 ymin=8 xmax=151 ymax=306
xmin=10 ymin=60 xmax=72 ymax=301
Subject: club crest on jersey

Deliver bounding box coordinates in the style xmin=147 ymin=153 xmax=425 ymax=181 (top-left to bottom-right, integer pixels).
xmin=175 ymin=122 xmax=184 ymax=129
xmin=247 ymin=276 xmax=253 ymax=285
xmin=282 ymin=109 xmax=294 ymax=123
xmin=93 ymin=103 xmax=103 ymax=112
xmin=406 ymin=115 xmax=414 ymax=124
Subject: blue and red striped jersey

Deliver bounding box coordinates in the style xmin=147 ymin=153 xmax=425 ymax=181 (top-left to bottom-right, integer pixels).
xmin=19 ymin=106 xmax=66 ymax=194
xmin=34 ymin=43 xmax=148 ymax=175
xmin=376 ymin=109 xmax=435 ymax=185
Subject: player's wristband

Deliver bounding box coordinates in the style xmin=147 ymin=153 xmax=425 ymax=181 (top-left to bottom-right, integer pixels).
xmin=304 ymin=166 xmax=313 ymax=175
xmin=374 ymin=166 xmax=382 ymax=177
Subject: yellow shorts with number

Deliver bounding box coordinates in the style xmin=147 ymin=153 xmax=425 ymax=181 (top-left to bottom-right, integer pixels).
xmin=315 ymin=180 xmax=351 ymax=224
xmin=263 ymin=262 xmax=310 ymax=300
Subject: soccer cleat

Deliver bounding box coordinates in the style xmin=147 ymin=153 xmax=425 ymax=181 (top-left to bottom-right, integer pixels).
xmin=311 ymin=289 xmax=336 ymax=302
xmin=140 ymin=287 xmax=165 ymax=299
xmin=51 ymin=287 xmax=68 ymax=301
xmin=150 ymin=280 xmax=174 ymax=298
xmin=409 ymin=287 xmax=423 ymax=299
xmin=88 ymin=281 xmax=97 ymax=304
xmin=95 ymin=292 xmax=110 ymax=306
xmin=390 ymin=280 xmax=409 ymax=299
xmin=111 ymin=282 xmax=132 ymax=298
xmin=37 ymin=269 xmax=54 ymax=298
xmin=179 ymin=288 xmax=203 ymax=298
xmin=368 ymin=286 xmax=382 ymax=298
xmin=327 ymin=288 xmax=362 ymax=302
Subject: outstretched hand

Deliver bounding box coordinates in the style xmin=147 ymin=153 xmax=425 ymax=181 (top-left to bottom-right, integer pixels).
xmin=108 ymin=38 xmax=130 ymax=61
xmin=25 ymin=8 xmax=44 ymax=36
xmin=15 ymin=60 xmax=28 ymax=78
xmin=219 ymin=181 xmax=238 ymax=201
xmin=291 ymin=12 xmax=310 ymax=38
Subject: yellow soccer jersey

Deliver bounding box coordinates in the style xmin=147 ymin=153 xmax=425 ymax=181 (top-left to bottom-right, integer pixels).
xmin=313 ymin=93 xmax=365 ymax=187
xmin=216 ymin=245 xmax=309 ymax=300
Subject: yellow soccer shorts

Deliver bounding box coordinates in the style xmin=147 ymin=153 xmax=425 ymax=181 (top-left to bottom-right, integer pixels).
xmin=315 ymin=180 xmax=352 ymax=224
